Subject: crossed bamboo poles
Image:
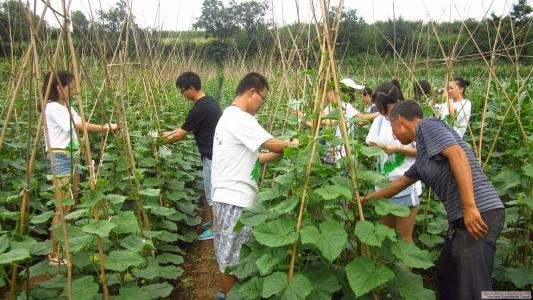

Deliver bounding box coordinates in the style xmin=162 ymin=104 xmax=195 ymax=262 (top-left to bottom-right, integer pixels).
xmin=0 ymin=0 xmax=531 ymax=299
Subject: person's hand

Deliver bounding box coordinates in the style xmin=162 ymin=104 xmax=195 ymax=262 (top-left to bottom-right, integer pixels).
xmin=290 ymin=138 xmax=300 ymax=147
xmin=109 ymin=123 xmax=118 ymax=131
xmin=381 ymin=144 xmax=398 ymax=154
xmin=367 ymin=141 xmax=378 ymax=147
xmin=463 ymin=206 xmax=488 ymax=240
xmin=159 ymin=131 xmax=173 ymax=138
xmin=360 ymin=195 xmax=368 ymax=204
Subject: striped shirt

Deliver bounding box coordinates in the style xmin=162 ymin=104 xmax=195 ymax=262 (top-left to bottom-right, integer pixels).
xmin=405 ymin=119 xmax=504 ymax=222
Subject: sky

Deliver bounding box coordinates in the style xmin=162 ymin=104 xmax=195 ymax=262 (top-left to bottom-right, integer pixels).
xmin=35 ymin=0 xmax=522 ymax=31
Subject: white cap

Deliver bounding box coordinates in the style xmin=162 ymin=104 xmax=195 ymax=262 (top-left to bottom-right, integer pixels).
xmin=340 ymin=78 xmax=365 ymax=90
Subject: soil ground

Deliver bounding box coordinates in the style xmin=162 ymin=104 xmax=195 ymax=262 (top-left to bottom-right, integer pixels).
xmin=171 ymin=196 xmax=222 ymax=300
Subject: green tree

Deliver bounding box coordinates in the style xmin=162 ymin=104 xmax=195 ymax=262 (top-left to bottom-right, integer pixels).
xmin=71 ymin=10 xmax=89 ymax=40
xmin=0 ymin=0 xmax=45 ymax=42
xmin=232 ymin=0 xmax=268 ymax=40
xmin=194 ymin=0 xmax=237 ymax=43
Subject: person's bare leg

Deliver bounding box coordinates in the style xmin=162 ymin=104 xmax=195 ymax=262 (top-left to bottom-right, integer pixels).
xmin=380 ymin=214 xmax=396 ymax=229
xmin=222 ymin=274 xmax=237 ymax=296
xmin=396 ymin=207 xmax=419 ymax=243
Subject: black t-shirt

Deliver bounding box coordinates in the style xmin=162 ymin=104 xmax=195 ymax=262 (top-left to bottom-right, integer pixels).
xmin=181 ymin=95 xmax=222 ymax=159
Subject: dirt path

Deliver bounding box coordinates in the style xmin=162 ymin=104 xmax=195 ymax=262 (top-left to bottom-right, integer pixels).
xmin=171 ymin=197 xmax=222 ymax=299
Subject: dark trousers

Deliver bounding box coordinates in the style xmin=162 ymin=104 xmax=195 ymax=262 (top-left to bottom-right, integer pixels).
xmin=437 ymin=209 xmax=505 ymax=300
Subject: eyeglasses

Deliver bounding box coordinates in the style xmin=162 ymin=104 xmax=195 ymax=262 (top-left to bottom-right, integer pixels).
xmin=254 ymin=89 xmax=267 ymax=102
xmin=180 ymin=87 xmax=189 ymax=94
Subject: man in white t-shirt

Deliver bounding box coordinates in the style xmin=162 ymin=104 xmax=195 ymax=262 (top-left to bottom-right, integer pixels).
xmin=211 ymin=72 xmax=299 ymax=298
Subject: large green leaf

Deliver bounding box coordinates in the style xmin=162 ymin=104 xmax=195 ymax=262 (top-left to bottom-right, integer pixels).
xmin=271 ymin=197 xmax=299 ymax=215
xmin=156 ymin=253 xmax=184 ymax=265
xmin=62 ymin=276 xmax=99 ymax=300
xmin=120 ymin=235 xmax=154 ymax=253
xmin=345 ymin=256 xmax=394 ymax=297
xmin=139 ymin=188 xmax=161 ymax=197
xmin=144 ymin=205 xmax=177 ymax=216
xmin=521 ymin=163 xmax=533 ymax=178
xmin=235 ymin=277 xmax=264 ymax=300
xmin=253 ymin=218 xmax=298 ymax=247
xmin=418 ymin=233 xmax=444 ymax=248
xmin=141 ymin=282 xmax=173 ymax=298
xmin=373 ymin=199 xmax=411 ymax=217
xmin=359 ymin=145 xmax=385 ymax=158
xmin=262 ymin=272 xmax=313 ymax=299
xmin=389 ymin=265 xmax=435 ymax=300
xmin=390 ymin=240 xmax=434 ymax=269
xmin=240 ymin=203 xmax=278 ymax=226
xmin=505 ymin=266 xmax=533 ymax=288
xmin=0 ymin=235 xmax=8 ymax=253
xmin=0 ymin=248 xmax=30 ymax=265
xmin=300 ymin=220 xmax=347 ymax=262
xmin=106 ymin=194 xmax=127 ymax=204
xmin=492 ymin=169 xmax=522 ymax=194
xmin=111 ymin=211 xmax=140 ymax=234
xmin=355 ymin=220 xmax=396 ymax=247
xmin=304 ymin=267 xmax=342 ymax=299
xmin=314 ymin=184 xmax=352 ymax=201
xmin=30 ymin=211 xmax=54 ymax=224
xmin=80 ymin=190 xmax=105 ymax=206
xmin=115 ymin=286 xmax=152 ymax=300
xmin=232 ymin=245 xmax=259 ymax=279
xmin=82 ymin=220 xmax=116 ymax=238
xmin=356 ymin=169 xmax=388 ymax=185
xmin=104 ymin=250 xmax=144 ymax=272
xmin=255 ymin=247 xmax=287 ymax=276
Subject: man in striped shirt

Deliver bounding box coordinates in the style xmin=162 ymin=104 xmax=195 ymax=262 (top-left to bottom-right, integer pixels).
xmin=363 ymin=100 xmax=504 ymax=300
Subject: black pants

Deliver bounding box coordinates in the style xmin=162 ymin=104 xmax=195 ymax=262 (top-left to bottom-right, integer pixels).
xmin=437 ymin=209 xmax=505 ymax=300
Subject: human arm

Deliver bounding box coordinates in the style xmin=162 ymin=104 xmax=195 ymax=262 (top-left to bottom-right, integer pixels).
xmin=75 ymin=121 xmax=118 ymax=133
xmin=362 ymin=176 xmax=416 ymax=203
xmin=380 ymin=143 xmax=416 ymax=157
xmin=355 ymin=112 xmax=380 ymax=121
xmin=259 ymin=152 xmax=282 ymax=164
xmin=442 ymin=144 xmax=487 ymax=239
xmin=261 ymin=138 xmax=299 ymax=154
xmin=159 ymin=128 xmax=189 ymax=144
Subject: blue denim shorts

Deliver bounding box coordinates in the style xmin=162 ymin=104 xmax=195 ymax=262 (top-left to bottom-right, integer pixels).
xmin=45 ymin=151 xmax=80 ymax=180
xmin=390 ymin=189 xmax=420 ymax=208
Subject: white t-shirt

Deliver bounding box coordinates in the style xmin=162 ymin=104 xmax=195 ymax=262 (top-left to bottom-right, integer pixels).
xmin=436 ymin=99 xmax=471 ymax=138
xmin=323 ymin=102 xmax=359 ymax=162
xmin=366 ymin=115 xmax=421 ymax=196
xmin=44 ymin=102 xmax=81 ymax=151
xmin=211 ymin=106 xmax=273 ymax=208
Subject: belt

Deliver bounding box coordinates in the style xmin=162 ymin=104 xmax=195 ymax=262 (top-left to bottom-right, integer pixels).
xmin=50 ymin=149 xmax=79 ymax=155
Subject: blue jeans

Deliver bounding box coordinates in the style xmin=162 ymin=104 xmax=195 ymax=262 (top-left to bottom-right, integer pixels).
xmin=437 ymin=208 xmax=505 ymax=300
xmin=202 ymin=157 xmax=213 ymax=206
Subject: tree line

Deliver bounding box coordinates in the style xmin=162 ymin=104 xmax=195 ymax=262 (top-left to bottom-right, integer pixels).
xmin=0 ymin=0 xmax=531 ymax=64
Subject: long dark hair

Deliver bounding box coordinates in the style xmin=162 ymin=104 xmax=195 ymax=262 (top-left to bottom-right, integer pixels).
xmin=451 ymin=76 xmax=470 ymax=96
xmin=39 ymin=70 xmax=74 ymax=112
xmin=372 ymin=81 xmax=401 ymax=115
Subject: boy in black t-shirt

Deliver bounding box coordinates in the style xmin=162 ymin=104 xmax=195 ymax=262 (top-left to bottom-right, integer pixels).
xmin=160 ymin=71 xmax=222 ymax=241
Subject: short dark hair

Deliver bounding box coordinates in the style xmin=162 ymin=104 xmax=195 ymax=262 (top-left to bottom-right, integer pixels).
xmin=362 ymin=86 xmax=373 ymax=97
xmin=413 ymin=80 xmax=431 ymax=100
xmin=176 ymin=71 xmax=201 ymax=90
xmin=235 ymin=72 xmax=269 ymax=96
xmin=390 ymin=100 xmax=423 ymax=121
xmin=372 ymin=81 xmax=401 ymax=115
